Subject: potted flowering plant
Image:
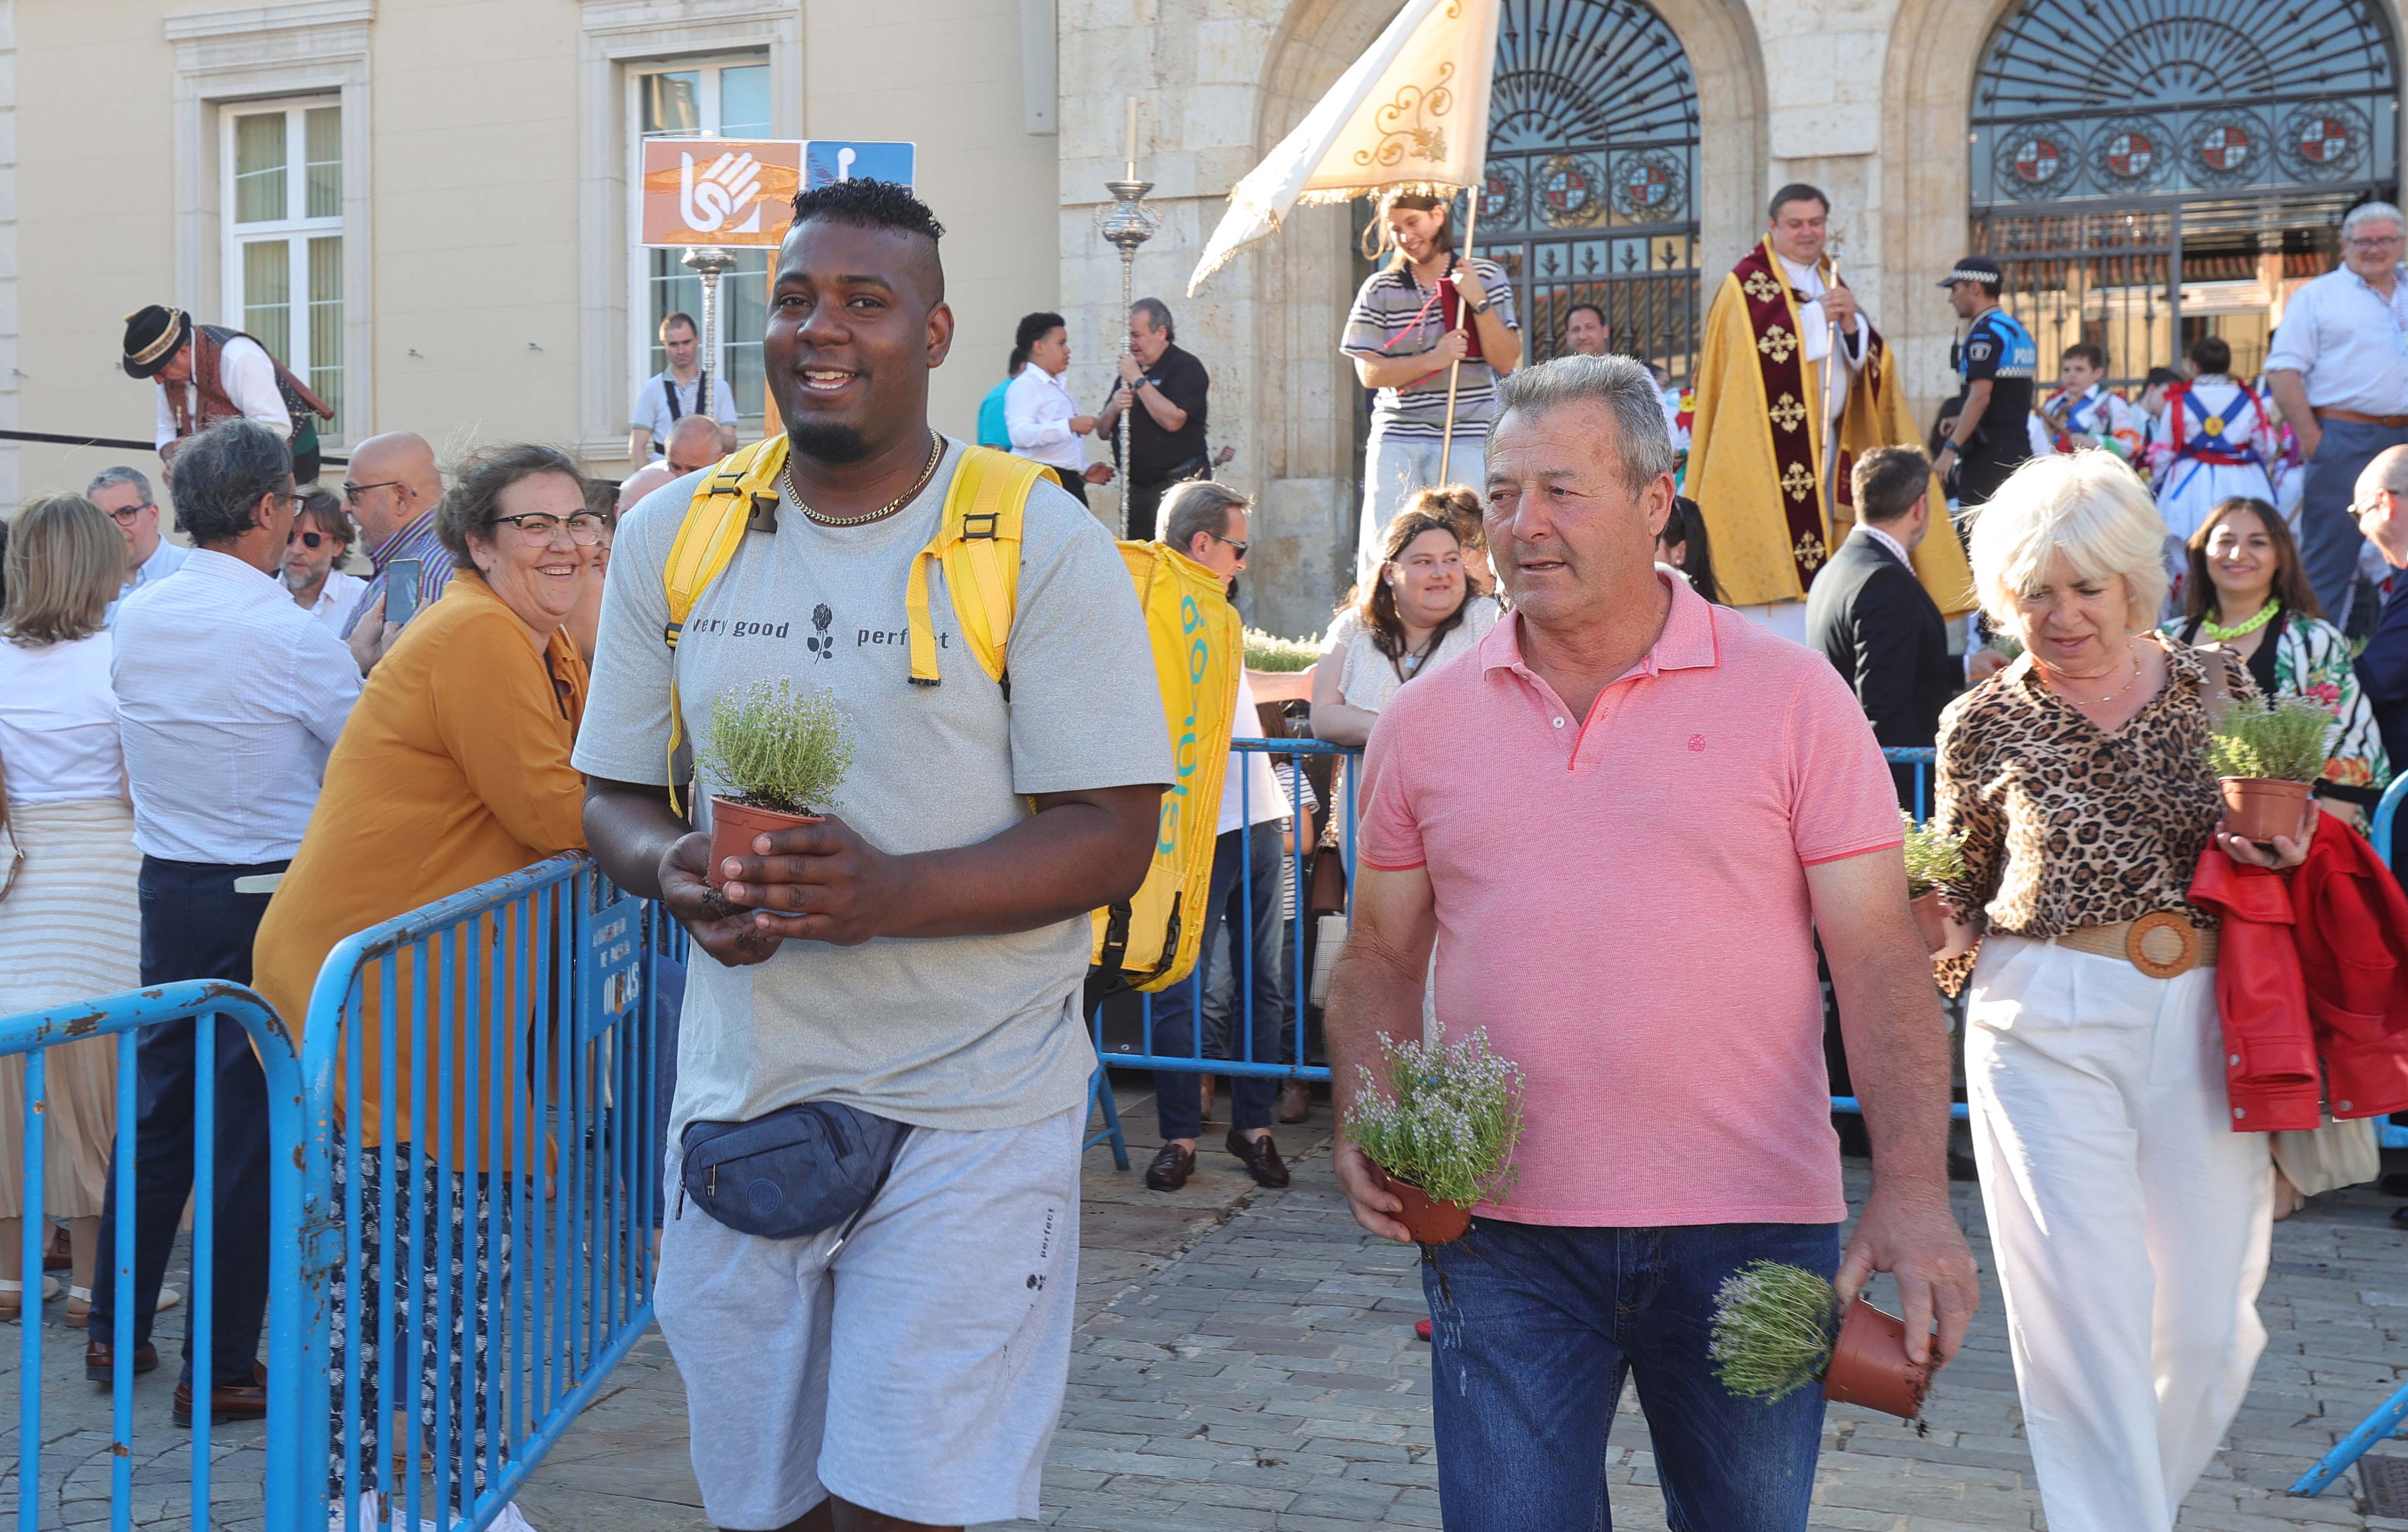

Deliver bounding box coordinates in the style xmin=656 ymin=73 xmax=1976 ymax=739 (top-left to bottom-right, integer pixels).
xmin=1900 ymin=813 xmax=1968 ymax=956
xmin=1710 ymin=1259 xmax=1930 ymax=1420
xmin=2204 ymin=695 xmax=2332 ymax=846
xmin=695 ymin=678 xmax=856 ymax=897
xmin=1342 ymin=1026 xmax=1525 ymax=1246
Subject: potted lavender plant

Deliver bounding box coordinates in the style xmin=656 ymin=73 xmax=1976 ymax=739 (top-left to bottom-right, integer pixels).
xmin=1711 ymin=1259 xmax=1930 ymax=1420
xmin=1901 ymin=812 xmax=1968 ymax=956
xmin=1342 ymin=1025 xmax=1525 ymax=1246
xmin=696 ymin=678 xmax=855 ymax=898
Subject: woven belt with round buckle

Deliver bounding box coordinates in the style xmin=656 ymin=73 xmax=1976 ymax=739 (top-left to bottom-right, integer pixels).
xmin=2126 ymin=911 xmax=2199 ymax=980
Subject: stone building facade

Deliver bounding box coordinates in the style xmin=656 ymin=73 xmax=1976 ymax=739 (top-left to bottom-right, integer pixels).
xmin=4 ymin=0 xmax=2400 ymax=636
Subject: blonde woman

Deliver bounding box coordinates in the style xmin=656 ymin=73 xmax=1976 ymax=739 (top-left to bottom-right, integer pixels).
xmin=0 ymin=496 xmax=177 ymax=1323
xmin=1932 ymin=451 xmax=2303 ymax=1532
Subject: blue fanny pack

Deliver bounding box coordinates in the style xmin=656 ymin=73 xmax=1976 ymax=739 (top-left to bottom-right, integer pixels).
xmin=678 ymin=1100 xmax=911 ymax=1242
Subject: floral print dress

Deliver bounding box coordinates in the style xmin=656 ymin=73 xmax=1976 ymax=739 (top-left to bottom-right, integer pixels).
xmin=2162 ymin=610 xmax=2390 ymax=811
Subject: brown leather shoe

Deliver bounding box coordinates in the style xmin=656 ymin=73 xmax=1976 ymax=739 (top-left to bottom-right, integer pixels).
xmin=1144 ymin=1142 xmax=1195 ymax=1191
xmin=173 ymin=1363 xmax=267 ymax=1427
xmin=1276 ymin=1080 xmax=1313 ymax=1125
xmin=85 ymin=1339 xmax=159 ymax=1383
xmin=1226 ymin=1129 xmax=1290 ymax=1188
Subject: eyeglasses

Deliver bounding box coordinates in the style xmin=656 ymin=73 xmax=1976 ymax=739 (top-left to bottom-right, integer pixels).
xmin=1205 ymin=530 xmax=1249 ymax=558
xmin=103 ymin=503 xmax=152 ymax=526
xmin=285 ymin=528 xmax=340 ymax=549
xmin=2347 ymin=234 xmax=2405 ymax=250
xmin=490 ymin=512 xmax=606 ymax=547
xmin=342 ymin=479 xmax=402 ymax=505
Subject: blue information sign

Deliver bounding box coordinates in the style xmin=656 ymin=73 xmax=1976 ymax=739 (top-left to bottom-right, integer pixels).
xmin=803 ymin=140 xmax=917 ymax=190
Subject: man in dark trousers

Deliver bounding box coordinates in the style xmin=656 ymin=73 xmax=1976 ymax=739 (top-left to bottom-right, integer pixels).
xmin=1093 ymin=297 xmax=1210 ymax=540
xmin=1933 ymin=256 xmax=2036 ymax=510
xmin=2352 ymin=445 xmax=2408 ymax=872
xmin=1808 ymin=444 xmax=1968 ymax=1170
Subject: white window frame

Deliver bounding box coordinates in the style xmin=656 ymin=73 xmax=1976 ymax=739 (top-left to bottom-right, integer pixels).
xmin=219 ymin=96 xmax=345 ymax=433
xmin=624 ymin=53 xmax=773 ymax=428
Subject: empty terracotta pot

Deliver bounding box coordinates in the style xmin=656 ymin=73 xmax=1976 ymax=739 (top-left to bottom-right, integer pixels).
xmin=1384 ymin=1172 xmax=1473 ymax=1246
xmin=707 ymin=798 xmax=821 ymax=896
xmin=2219 ymin=777 xmax=2312 ymax=846
xmin=1823 ymin=1295 xmax=1931 ymax=1419
xmin=1909 ymin=890 xmax=1953 ymax=956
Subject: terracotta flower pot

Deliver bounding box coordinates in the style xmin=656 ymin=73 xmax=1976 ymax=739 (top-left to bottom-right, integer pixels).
xmin=707 ymin=797 xmax=821 ymax=896
xmin=1909 ymin=890 xmax=1953 ymax=956
xmin=1383 ymin=1172 xmax=1474 ymax=1246
xmin=2219 ymin=777 xmax=2312 ymax=846
xmin=1822 ymin=1295 xmax=1931 ymax=1419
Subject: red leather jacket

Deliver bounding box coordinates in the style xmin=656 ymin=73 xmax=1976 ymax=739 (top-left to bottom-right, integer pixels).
xmin=2188 ymin=814 xmax=2408 ymax=1132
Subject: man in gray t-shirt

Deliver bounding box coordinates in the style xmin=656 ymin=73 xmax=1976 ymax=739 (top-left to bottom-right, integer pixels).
xmin=579 ymin=180 xmax=1169 ymax=1532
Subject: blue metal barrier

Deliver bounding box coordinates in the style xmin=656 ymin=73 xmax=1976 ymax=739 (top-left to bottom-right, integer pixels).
xmin=299 ymin=855 xmax=662 ymax=1532
xmin=0 ymin=980 xmax=309 ymax=1532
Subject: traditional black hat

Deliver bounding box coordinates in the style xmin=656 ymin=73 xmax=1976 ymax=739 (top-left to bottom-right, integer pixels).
xmin=1938 ymin=257 xmax=2005 ymax=288
xmin=122 ymin=304 xmax=192 ymax=379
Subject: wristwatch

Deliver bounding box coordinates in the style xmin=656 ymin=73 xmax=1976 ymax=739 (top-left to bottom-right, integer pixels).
xmin=1466 ymin=296 xmax=1492 ymax=315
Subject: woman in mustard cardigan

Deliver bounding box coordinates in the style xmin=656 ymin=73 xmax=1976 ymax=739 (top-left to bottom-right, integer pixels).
xmin=253 ymin=444 xmax=597 ymax=1532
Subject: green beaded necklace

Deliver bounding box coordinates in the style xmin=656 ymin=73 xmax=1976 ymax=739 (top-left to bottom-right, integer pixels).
xmin=2200 ymin=597 xmax=2280 ymax=643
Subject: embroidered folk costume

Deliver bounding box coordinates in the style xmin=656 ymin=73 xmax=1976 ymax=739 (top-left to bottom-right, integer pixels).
xmin=2039 ymin=382 xmax=2143 ymax=462
xmin=1687 ymin=237 xmax=1975 ymax=614
xmin=2144 ymin=375 xmax=2278 ymax=542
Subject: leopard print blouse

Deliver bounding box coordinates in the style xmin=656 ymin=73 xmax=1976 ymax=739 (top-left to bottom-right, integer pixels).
xmin=1932 ymin=636 xmax=2250 ymax=942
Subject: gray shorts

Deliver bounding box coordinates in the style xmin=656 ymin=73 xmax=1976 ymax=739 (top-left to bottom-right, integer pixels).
xmin=653 ymin=1103 xmax=1082 ymax=1530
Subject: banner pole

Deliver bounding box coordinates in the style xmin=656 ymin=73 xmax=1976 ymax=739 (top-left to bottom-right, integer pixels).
xmin=1437 ymin=193 xmax=1482 ymax=485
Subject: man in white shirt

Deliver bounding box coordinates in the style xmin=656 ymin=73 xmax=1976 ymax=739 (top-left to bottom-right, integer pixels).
xmin=2266 ymin=200 xmax=2408 ymax=627
xmin=88 ymin=466 xmax=189 ymax=625
xmin=1141 ymin=481 xmax=1298 ymax=1194
xmin=1004 ymin=310 xmax=1107 ymax=508
xmin=281 ymin=489 xmax=368 ymax=631
xmin=627 ymin=311 xmax=739 ymax=463
xmin=88 ymin=417 xmax=359 ymax=1425
xmin=121 ymin=304 xmax=330 ymax=484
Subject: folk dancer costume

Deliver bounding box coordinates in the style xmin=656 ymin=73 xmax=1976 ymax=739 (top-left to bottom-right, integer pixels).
xmin=2144 ymin=375 xmax=2278 ymax=544
xmin=2039 ymin=382 xmax=2143 ymax=463
xmin=1688 ymin=237 xmax=1976 ymax=635
xmin=122 ymin=304 xmax=334 ymax=482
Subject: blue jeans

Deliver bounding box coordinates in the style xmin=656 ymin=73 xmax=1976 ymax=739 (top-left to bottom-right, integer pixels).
xmin=2299 ymin=418 xmax=2408 ymax=626
xmin=1424 ymin=1218 xmax=1841 ymax=1531
xmin=1151 ymin=821 xmax=1289 ymax=1141
xmin=1357 ymin=423 xmax=1488 ymax=588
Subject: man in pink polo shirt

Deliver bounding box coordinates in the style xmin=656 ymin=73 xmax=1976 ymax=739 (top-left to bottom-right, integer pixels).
xmin=1328 ymin=354 xmax=1979 ymax=1531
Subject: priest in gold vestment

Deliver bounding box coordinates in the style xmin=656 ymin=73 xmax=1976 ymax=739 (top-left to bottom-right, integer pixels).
xmin=1687 ymin=184 xmax=1976 ymax=629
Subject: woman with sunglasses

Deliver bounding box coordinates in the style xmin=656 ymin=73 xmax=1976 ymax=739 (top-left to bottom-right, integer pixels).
xmin=280 ymin=488 xmax=367 ymax=631
xmin=253 ymin=444 xmax=597 ymax=1532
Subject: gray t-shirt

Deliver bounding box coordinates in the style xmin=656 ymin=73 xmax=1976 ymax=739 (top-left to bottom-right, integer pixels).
xmin=573 ymin=438 xmax=1172 ymax=1137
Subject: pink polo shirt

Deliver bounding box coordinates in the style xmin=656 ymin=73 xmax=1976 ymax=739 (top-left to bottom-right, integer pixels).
xmin=1357 ymin=572 xmax=1902 ymax=1227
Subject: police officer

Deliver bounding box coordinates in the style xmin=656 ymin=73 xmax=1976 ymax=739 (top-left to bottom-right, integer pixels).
xmin=1935 ymin=256 xmax=2037 ymax=509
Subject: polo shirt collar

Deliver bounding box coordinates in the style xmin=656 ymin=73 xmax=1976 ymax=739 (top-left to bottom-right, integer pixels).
xmin=1479 ymin=569 xmax=1720 ymax=681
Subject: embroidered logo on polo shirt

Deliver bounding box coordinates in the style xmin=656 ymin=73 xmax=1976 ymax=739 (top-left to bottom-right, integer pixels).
xmin=1687 ymin=734 xmax=1707 ymax=752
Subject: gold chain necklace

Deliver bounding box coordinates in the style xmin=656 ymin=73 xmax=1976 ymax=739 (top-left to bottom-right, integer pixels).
xmin=2039 ymin=640 xmax=2144 ymax=709
xmin=781 ymin=432 xmax=944 ymax=528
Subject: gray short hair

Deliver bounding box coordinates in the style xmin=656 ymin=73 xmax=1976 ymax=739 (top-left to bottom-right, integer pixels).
xmin=1130 ymin=297 xmax=1175 ymax=342
xmin=1492 ymin=354 xmax=1675 ymax=493
xmin=1161 ymin=479 xmax=1248 ymax=555
xmin=170 ymin=420 xmax=293 ymax=547
xmin=2343 ymin=201 xmax=2404 ymax=240
xmin=86 ymin=465 xmax=154 ymax=505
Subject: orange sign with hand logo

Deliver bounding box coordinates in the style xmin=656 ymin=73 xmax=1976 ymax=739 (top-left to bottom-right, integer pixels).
xmin=640 ymin=139 xmax=804 ymax=248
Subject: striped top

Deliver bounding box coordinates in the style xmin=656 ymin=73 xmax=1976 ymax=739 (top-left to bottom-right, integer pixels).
xmin=343 ymin=510 xmax=455 ymax=640
xmin=1344 ymin=257 xmax=1518 ymax=439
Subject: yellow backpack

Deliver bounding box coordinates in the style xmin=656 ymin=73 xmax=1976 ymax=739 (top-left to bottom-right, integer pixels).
xmin=658 ymin=435 xmax=1237 ymax=991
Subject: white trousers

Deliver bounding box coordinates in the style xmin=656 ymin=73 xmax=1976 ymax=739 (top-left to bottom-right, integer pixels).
xmin=1965 ymin=935 xmax=2273 ymax=1532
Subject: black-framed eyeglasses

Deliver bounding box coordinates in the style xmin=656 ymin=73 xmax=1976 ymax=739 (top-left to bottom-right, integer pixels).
xmin=342 ymin=479 xmax=402 ymax=505
xmin=103 ymin=503 xmax=152 ymax=526
xmin=490 ymin=512 xmax=606 ymax=547
xmin=1206 ymin=530 xmax=1249 ymax=558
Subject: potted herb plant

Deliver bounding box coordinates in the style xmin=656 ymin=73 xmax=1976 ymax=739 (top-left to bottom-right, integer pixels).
xmin=1244 ymin=627 xmax=1320 ymax=705
xmin=1342 ymin=1026 xmax=1525 ymax=1246
xmin=695 ymin=678 xmax=856 ymax=896
xmin=2204 ymin=694 xmax=2333 ymax=846
xmin=1901 ymin=812 xmax=1968 ymax=956
xmin=1710 ymin=1259 xmax=1930 ymax=1421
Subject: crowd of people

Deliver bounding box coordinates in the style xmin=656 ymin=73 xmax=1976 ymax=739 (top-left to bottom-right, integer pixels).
xmin=0 ymin=165 xmax=2402 ymax=1532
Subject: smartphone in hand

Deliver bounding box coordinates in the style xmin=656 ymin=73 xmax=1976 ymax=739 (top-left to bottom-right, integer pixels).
xmin=385 ymin=559 xmax=423 ymax=627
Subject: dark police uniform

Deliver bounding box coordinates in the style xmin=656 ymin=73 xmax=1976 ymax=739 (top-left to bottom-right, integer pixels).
xmin=1936 ymin=258 xmax=2038 ymax=510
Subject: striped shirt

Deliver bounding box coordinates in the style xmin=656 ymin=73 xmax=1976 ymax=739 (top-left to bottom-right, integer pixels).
xmin=1344 ymin=258 xmax=1518 ymax=439
xmin=342 ymin=511 xmax=455 ymax=640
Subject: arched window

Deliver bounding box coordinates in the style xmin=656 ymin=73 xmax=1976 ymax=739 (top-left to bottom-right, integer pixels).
xmin=1970 ymin=0 xmax=2398 ymax=388
xmin=1477 ymin=0 xmax=1701 ymax=380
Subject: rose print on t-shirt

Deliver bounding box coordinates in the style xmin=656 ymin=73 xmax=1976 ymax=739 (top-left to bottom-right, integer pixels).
xmin=806 ymin=603 xmax=835 ymax=660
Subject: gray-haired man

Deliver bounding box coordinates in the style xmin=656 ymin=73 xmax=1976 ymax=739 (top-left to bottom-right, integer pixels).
xmin=89 ymin=466 xmax=188 ymax=624
xmin=1092 ymin=298 xmax=1212 ymax=541
xmin=2266 ymin=200 xmax=2408 ymax=626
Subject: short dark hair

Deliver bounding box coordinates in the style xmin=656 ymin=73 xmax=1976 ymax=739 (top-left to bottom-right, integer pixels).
xmin=660 ymin=311 xmax=697 ymax=339
xmin=1768 ymin=183 xmax=1829 ymax=221
xmin=1131 ymin=297 xmax=1175 ymax=343
xmin=1565 ymin=303 xmax=1607 ymax=330
xmin=789 ymin=178 xmax=946 ymax=245
xmin=1852 ymin=445 xmax=1932 ymax=525
xmin=2184 ymin=497 xmax=2323 ymax=623
xmin=295 ymin=487 xmax=356 ymax=545
xmin=2188 ymin=334 xmax=2232 ymax=376
xmin=583 ymin=475 xmax=621 ymax=528
xmin=171 ymin=419 xmax=293 ymax=547
xmin=2144 ymin=365 xmax=2184 ymax=389
xmin=1013 ymin=311 xmax=1066 ymax=372
xmin=433 ymin=444 xmax=586 ymax=572
xmin=2061 ymin=342 xmax=2107 ymax=372
xmin=1659 ymin=495 xmax=1724 ymax=604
